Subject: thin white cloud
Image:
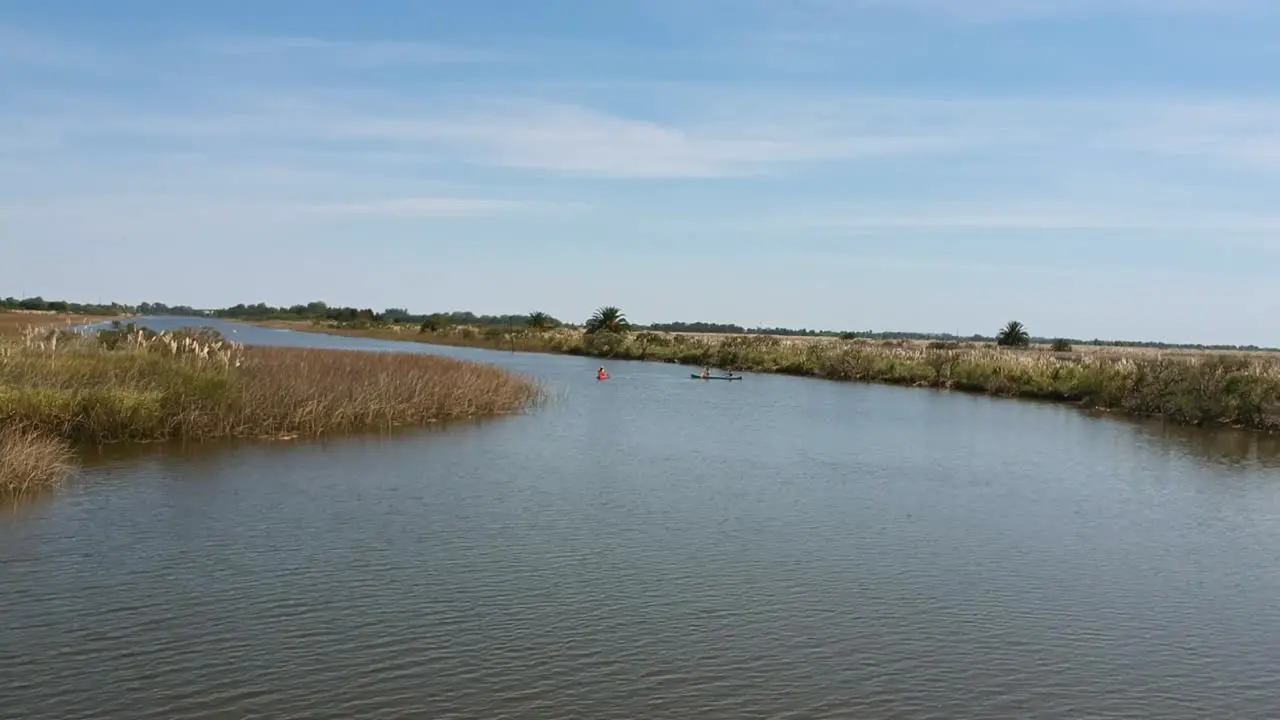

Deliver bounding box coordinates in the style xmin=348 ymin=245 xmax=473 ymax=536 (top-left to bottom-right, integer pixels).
xmin=40 ymin=92 xmax=1280 ymax=177
xmin=0 ymin=194 xmax=579 ymax=254
xmin=0 ymin=25 xmax=116 ymax=72
xmin=0 ymin=186 xmax=582 ymax=223
xmin=5 ymin=13 xmax=1280 ymax=347
xmin=694 ymin=200 xmax=1280 ymax=239
xmin=8 ymin=93 xmax=976 ymax=179
xmin=396 ymin=100 xmax=966 ymax=178
xmin=295 ymin=196 xmax=589 ymax=218
xmin=195 ymin=35 xmax=505 ymax=66
xmin=0 ymin=127 xmax=63 ymax=154
xmin=9 ymin=75 xmax=1280 ymax=186
xmin=4 ymin=19 xmax=1280 ymax=236
xmin=786 ymin=210 xmax=1280 ymax=232
xmin=835 ymin=0 xmax=1270 ymax=22
xmin=414 ymin=95 xmax=1280 ymax=177
xmin=1108 ymin=101 xmax=1280 ymax=172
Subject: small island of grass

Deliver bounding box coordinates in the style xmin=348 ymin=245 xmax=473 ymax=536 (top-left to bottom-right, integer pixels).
xmin=0 ymin=322 xmax=542 ymax=496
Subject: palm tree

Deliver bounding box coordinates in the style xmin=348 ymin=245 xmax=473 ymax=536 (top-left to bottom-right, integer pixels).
xmin=584 ymin=305 xmax=630 ymax=335
xmin=527 ymin=311 xmax=553 ymax=330
xmin=996 ymin=320 xmax=1030 ymax=347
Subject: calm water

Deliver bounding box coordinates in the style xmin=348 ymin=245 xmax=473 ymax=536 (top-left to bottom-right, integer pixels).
xmin=4 ymin=318 xmax=1280 ymax=719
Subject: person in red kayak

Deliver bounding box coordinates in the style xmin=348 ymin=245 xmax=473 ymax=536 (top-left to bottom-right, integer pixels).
xmin=597 ymin=367 xmax=609 ymax=380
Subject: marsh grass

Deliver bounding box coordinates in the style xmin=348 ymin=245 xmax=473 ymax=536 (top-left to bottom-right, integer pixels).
xmin=1 ymin=325 xmax=543 ymax=448
xmin=0 ymin=310 xmax=120 ymax=337
xmin=277 ymin=320 xmax=1280 ymax=432
xmin=0 ymin=425 xmax=76 ymax=496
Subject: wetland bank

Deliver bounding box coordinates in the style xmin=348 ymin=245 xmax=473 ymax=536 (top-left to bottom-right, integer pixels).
xmin=3 ymin=317 xmax=1280 ymax=719
xmin=0 ymin=319 xmax=541 ymax=496
xmin=259 ymin=313 xmax=1280 ymax=434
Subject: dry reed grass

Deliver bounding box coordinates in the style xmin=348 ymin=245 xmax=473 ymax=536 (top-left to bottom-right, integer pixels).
xmin=271 ymin=320 xmax=1280 ymax=432
xmin=0 ymin=325 xmax=543 ymax=447
xmin=0 ymin=425 xmax=76 ymax=496
xmin=0 ymin=310 xmax=121 ymax=337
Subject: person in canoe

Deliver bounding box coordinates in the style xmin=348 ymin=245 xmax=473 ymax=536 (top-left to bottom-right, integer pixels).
xmin=597 ymin=367 xmax=610 ymax=380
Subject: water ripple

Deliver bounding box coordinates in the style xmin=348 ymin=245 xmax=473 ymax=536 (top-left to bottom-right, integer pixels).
xmin=5 ymin=320 xmax=1280 ymax=718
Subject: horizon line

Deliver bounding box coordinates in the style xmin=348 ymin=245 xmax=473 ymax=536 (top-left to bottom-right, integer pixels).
xmin=4 ymin=295 xmax=1275 ymax=351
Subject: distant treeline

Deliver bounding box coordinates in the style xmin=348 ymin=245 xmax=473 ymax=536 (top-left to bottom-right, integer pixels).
xmin=213 ymin=302 xmax=558 ymax=329
xmin=2 ymin=296 xmax=132 ymax=316
xmin=1 ymin=297 xmax=201 ymax=316
xmin=4 ymin=295 xmax=1275 ymax=352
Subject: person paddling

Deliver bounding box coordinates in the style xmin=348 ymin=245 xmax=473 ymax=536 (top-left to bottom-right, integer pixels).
xmin=597 ymin=366 xmax=609 ymax=380
xmin=701 ymin=366 xmax=710 ymax=379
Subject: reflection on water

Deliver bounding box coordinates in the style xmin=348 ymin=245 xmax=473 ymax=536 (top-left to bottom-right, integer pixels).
xmin=4 ymin=316 xmax=1280 ymax=719
xmin=1132 ymin=416 xmax=1280 ymax=469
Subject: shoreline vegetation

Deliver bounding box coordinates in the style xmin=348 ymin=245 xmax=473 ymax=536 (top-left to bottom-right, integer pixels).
xmin=0 ymin=321 xmax=542 ymax=496
xmin=0 ymin=309 xmax=137 ymax=337
xmin=249 ymin=309 xmax=1280 ymax=434
xmin=8 ymin=297 xmax=1276 ymax=434
xmin=0 ymin=426 xmax=75 ymax=497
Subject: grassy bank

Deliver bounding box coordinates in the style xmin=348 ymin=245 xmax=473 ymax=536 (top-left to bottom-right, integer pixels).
xmin=0 ymin=323 xmax=542 ymax=495
xmin=0 ymin=310 xmax=131 ymax=337
xmin=0 ymin=425 xmax=76 ymax=496
xmin=259 ymin=320 xmax=1280 ymax=433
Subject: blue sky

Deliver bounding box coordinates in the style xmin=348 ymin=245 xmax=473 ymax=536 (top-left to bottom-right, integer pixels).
xmin=2 ymin=0 xmax=1279 ymax=344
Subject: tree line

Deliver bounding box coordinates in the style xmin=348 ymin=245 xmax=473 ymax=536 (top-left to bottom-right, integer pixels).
xmin=214 ymin=302 xmax=563 ymax=329
xmin=1 ymin=297 xmax=201 ymax=316
xmin=2 ymin=296 xmax=131 ymax=316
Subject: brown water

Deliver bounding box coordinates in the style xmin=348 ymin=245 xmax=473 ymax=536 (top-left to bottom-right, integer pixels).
xmin=4 ymin=318 xmax=1280 ymax=719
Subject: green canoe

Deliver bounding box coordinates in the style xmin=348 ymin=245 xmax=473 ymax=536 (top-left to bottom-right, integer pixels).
xmin=691 ymin=374 xmax=742 ymax=381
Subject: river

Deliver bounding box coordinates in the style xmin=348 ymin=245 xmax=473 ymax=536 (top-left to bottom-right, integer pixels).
xmin=3 ymin=317 xmax=1280 ymax=719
